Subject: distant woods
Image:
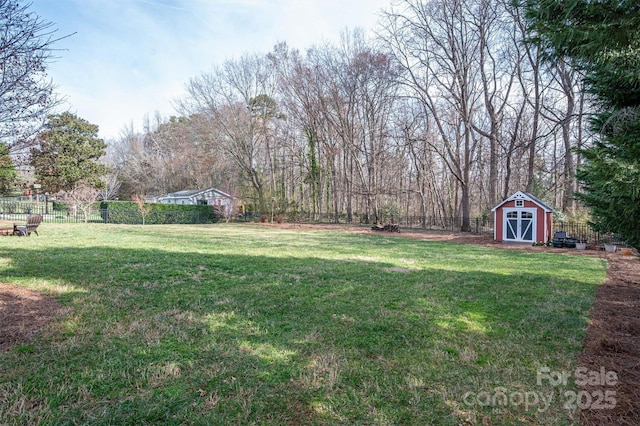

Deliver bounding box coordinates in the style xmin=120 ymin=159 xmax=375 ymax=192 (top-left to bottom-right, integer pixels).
xmin=109 ymin=0 xmax=590 ymax=226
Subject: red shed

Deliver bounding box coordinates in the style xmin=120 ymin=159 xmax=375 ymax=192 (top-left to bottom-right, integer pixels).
xmin=492 ymin=191 xmax=554 ymax=244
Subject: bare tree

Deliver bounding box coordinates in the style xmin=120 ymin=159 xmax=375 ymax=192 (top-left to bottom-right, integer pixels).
xmin=132 ymin=194 xmax=153 ymax=225
xmin=109 ymin=122 xmax=174 ymax=199
xmin=0 ymin=0 xmax=67 ymax=153
xmin=344 ymin=33 xmax=399 ymax=224
xmin=471 ymin=0 xmax=520 ymax=208
xmin=381 ymin=0 xmax=483 ymax=231
xmin=290 ymin=30 xmax=399 ymax=224
xmin=99 ymin=138 xmax=122 ymax=201
xmin=59 ymin=183 xmax=99 ymax=223
xmin=98 ymin=170 xmax=121 ymax=201
xmin=271 ymin=43 xmax=329 ymax=221
xmin=393 ymin=99 xmax=446 ymax=224
xmin=554 ymin=59 xmax=578 ymax=213
xmin=181 ymin=53 xmax=277 ymax=214
xmin=509 ymin=3 xmax=547 ymax=194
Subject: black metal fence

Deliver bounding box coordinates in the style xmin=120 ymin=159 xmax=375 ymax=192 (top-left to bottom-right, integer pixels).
xmin=0 ymin=201 xmax=210 ymax=225
xmin=554 ymin=221 xmax=622 ymax=244
xmin=0 ymin=200 xmax=51 ymax=216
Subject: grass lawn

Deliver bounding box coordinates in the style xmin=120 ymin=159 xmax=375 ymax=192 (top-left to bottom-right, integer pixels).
xmin=0 ymin=223 xmax=607 ymax=425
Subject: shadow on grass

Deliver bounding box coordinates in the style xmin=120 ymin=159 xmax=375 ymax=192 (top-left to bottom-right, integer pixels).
xmin=0 ymin=244 xmax=605 ymax=425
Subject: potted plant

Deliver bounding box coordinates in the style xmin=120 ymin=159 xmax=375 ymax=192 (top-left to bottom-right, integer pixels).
xmin=574 ymin=228 xmax=588 ymax=250
xmin=601 ymin=233 xmax=618 ymax=252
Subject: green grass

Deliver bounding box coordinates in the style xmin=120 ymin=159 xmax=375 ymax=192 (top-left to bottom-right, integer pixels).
xmin=0 ymin=223 xmax=606 ymax=425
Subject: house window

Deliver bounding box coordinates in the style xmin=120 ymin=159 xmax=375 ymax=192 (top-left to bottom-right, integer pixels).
xmin=197 ymin=199 xmax=207 ymax=205
xmin=515 ymin=200 xmax=524 ymax=207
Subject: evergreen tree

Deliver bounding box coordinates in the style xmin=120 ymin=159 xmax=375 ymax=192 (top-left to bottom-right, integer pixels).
xmin=30 ymin=112 xmax=110 ymax=193
xmin=523 ymin=0 xmax=640 ymax=248
xmin=0 ymin=145 xmax=19 ymax=195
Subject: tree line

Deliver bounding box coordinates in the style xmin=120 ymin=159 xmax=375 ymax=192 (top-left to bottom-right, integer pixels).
xmin=108 ymin=0 xmax=589 ymax=230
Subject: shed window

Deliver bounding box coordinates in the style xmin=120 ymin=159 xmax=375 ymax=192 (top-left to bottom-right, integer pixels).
xmin=507 ymin=211 xmax=518 ymax=218
xmin=515 ymin=200 xmax=524 ymax=207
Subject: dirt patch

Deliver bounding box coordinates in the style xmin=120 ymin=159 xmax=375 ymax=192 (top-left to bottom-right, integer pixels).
xmin=251 ymin=221 xmax=506 ymax=246
xmin=0 ymin=284 xmax=60 ymax=353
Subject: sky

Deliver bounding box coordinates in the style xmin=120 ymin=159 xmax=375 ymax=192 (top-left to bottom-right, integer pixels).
xmin=30 ymin=0 xmax=392 ymax=141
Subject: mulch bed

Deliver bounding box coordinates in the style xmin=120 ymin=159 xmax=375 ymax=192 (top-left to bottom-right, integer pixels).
xmin=1 ymin=223 xmax=639 ymax=424
xmin=0 ymin=285 xmax=60 ymax=353
xmin=577 ymin=254 xmax=640 ymax=425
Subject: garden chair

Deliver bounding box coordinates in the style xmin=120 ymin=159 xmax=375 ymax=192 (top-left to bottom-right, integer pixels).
xmin=552 ymin=230 xmax=577 ymax=248
xmin=14 ymin=214 xmax=43 ymax=236
xmin=552 ymin=231 xmax=567 ymax=248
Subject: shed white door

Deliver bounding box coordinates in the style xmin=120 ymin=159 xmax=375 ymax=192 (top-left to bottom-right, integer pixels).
xmin=503 ymin=208 xmax=536 ymax=242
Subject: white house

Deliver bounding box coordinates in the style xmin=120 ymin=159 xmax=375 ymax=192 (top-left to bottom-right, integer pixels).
xmin=157 ymin=188 xmax=233 ymax=215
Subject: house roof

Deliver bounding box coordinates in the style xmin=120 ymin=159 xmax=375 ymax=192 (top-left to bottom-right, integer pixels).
xmin=162 ymin=187 xmax=233 ymax=200
xmin=167 ymin=190 xmax=201 ymax=198
xmin=491 ymin=191 xmax=554 ymax=212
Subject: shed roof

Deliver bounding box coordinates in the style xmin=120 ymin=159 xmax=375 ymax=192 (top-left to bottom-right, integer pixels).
xmin=491 ymin=191 xmax=554 ymax=212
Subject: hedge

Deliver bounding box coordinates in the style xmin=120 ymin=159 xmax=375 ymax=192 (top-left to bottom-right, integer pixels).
xmin=99 ymin=201 xmax=219 ymax=224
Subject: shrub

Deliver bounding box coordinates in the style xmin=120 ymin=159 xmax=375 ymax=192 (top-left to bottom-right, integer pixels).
xmin=99 ymin=201 xmax=219 ymax=224
xmin=52 ymin=201 xmax=67 ymax=212
xmin=3 ymin=202 xmax=16 ymax=214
